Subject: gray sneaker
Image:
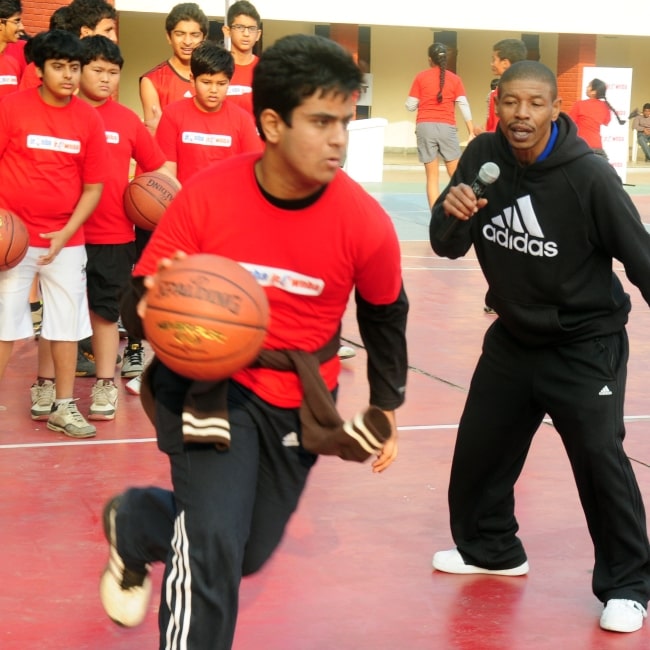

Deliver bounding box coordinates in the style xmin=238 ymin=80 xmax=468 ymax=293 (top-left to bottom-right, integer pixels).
xmin=89 ymin=381 xmax=119 ymax=421
xmin=30 ymin=380 xmax=56 ymax=421
xmin=47 ymin=400 xmax=97 ymax=438
xmin=121 ymin=343 xmax=144 ymax=378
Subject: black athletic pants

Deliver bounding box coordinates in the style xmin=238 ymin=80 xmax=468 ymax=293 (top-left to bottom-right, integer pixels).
xmin=449 ymin=320 xmax=650 ymax=605
xmin=116 ymin=364 xmax=318 ymax=649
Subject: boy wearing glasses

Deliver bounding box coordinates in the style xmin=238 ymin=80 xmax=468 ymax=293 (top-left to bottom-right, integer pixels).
xmin=222 ymin=0 xmax=261 ymax=116
xmin=0 ymin=0 xmax=23 ymax=98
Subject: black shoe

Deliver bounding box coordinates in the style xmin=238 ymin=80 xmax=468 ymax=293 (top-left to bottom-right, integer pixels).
xmin=76 ymin=348 xmax=96 ymax=377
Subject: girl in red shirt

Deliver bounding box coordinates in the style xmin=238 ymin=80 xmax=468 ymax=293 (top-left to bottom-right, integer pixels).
xmin=569 ymin=78 xmax=625 ymax=157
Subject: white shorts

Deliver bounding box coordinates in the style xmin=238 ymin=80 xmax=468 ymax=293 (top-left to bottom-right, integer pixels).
xmin=0 ymin=246 xmax=92 ymax=342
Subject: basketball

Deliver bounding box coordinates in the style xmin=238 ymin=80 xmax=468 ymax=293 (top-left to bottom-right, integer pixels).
xmin=0 ymin=208 xmax=29 ymax=271
xmin=123 ymin=171 xmax=179 ymax=231
xmin=143 ymin=254 xmax=270 ymax=381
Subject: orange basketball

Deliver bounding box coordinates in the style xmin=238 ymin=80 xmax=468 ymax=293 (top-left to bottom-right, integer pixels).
xmin=143 ymin=254 xmax=270 ymax=381
xmin=0 ymin=208 xmax=29 ymax=271
xmin=123 ymin=171 xmax=179 ymax=231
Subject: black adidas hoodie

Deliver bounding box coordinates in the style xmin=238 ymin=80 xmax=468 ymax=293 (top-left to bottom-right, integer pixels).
xmin=430 ymin=112 xmax=650 ymax=347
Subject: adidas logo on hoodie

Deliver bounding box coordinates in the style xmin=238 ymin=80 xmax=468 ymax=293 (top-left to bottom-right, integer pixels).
xmin=483 ymin=195 xmax=558 ymax=258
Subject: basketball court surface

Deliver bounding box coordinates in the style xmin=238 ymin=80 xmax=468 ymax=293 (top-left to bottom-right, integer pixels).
xmin=2 ymin=157 xmax=650 ymax=649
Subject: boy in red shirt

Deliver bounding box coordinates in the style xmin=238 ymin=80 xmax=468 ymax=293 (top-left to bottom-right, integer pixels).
xmin=99 ymin=34 xmax=408 ymax=645
xmin=0 ymin=0 xmax=23 ymax=98
xmin=222 ymin=0 xmax=261 ymax=117
xmin=77 ymin=36 xmax=177 ymax=421
xmin=155 ymin=40 xmax=262 ymax=184
xmin=139 ymin=2 xmax=208 ymax=135
xmin=0 ymin=29 xmax=107 ymax=437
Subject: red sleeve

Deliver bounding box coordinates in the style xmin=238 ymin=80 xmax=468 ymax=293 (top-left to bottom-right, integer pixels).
xmin=237 ymin=109 xmax=264 ymax=154
xmin=133 ymin=117 xmax=167 ymax=172
xmin=81 ymin=104 xmax=110 ymax=184
xmin=486 ymin=90 xmax=498 ymax=132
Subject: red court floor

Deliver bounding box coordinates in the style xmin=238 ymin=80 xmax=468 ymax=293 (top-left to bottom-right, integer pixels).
xmin=3 ymin=231 xmax=650 ymax=647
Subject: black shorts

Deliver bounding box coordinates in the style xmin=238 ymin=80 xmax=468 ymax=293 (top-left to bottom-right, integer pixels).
xmin=86 ymin=242 xmax=137 ymax=323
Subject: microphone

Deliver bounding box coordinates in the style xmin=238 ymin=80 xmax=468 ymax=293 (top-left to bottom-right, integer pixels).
xmin=437 ymin=162 xmax=501 ymax=242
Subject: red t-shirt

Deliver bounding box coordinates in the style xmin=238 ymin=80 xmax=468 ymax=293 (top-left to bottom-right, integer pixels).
xmin=84 ymin=98 xmax=167 ymax=245
xmin=569 ymin=98 xmax=612 ymax=149
xmin=4 ymin=40 xmax=27 ymax=77
xmin=226 ymin=56 xmax=258 ymax=116
xmin=0 ymin=89 xmax=107 ymax=247
xmin=0 ymin=51 xmax=20 ymax=99
xmin=135 ymin=153 xmax=403 ymax=408
xmin=486 ymin=89 xmax=498 ymax=132
xmin=408 ymin=68 xmax=467 ymax=125
xmin=141 ymin=61 xmax=193 ymax=109
xmin=18 ymin=61 xmax=40 ymax=90
xmin=155 ymin=97 xmax=263 ymax=184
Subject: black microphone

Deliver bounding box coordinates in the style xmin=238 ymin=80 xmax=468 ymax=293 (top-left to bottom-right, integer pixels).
xmin=437 ymin=162 xmax=501 ymax=242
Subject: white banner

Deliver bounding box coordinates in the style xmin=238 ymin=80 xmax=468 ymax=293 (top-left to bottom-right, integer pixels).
xmin=580 ymin=67 xmax=632 ymax=183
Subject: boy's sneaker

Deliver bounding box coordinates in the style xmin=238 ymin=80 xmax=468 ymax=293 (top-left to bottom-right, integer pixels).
xmin=100 ymin=495 xmax=152 ymax=627
xmin=432 ymin=548 xmax=529 ymax=576
xmin=30 ymin=380 xmax=56 ymax=420
xmin=600 ymin=599 xmax=647 ymax=633
xmin=47 ymin=400 xmax=96 ymax=438
xmin=121 ymin=343 xmax=144 ymax=378
xmin=125 ymin=374 xmax=142 ymax=396
xmin=89 ymin=381 xmax=119 ymax=421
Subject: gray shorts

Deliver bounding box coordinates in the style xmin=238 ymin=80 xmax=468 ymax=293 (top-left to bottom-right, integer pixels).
xmin=416 ymin=122 xmax=461 ymax=164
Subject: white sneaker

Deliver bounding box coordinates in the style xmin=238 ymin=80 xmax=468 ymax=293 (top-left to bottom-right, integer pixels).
xmin=89 ymin=381 xmax=119 ymax=421
xmin=47 ymin=400 xmax=96 ymax=438
xmin=121 ymin=343 xmax=144 ymax=378
xmin=600 ymin=599 xmax=647 ymax=633
xmin=30 ymin=380 xmax=56 ymax=420
xmin=125 ymin=374 xmax=142 ymax=396
xmin=432 ymin=548 xmax=529 ymax=576
xmin=99 ymin=495 xmax=152 ymax=627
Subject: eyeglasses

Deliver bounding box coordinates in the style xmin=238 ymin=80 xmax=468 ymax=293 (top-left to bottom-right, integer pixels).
xmin=230 ymin=24 xmax=259 ymax=34
xmin=1 ymin=17 xmax=23 ymax=26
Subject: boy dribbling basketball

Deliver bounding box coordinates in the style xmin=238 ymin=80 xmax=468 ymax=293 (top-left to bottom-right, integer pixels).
xmin=99 ymin=34 xmax=408 ymax=647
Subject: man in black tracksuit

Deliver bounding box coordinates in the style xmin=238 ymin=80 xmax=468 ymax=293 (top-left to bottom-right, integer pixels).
xmin=429 ymin=60 xmax=650 ymax=633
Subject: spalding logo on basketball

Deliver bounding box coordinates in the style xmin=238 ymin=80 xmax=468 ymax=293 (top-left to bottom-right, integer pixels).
xmin=143 ymin=254 xmax=269 ymax=381
xmin=123 ymin=171 xmax=179 ymax=231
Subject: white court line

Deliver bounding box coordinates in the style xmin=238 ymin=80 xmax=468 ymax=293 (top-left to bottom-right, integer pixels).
xmin=3 ymin=417 xmax=650 ymax=451
xmin=0 ymin=437 xmax=156 ymax=450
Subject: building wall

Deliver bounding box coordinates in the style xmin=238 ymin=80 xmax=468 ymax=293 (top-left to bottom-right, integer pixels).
xmin=17 ymin=4 xmax=650 ymax=153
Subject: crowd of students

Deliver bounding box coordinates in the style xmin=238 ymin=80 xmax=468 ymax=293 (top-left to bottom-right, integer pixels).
xmin=0 ymin=0 xmax=265 ymax=436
